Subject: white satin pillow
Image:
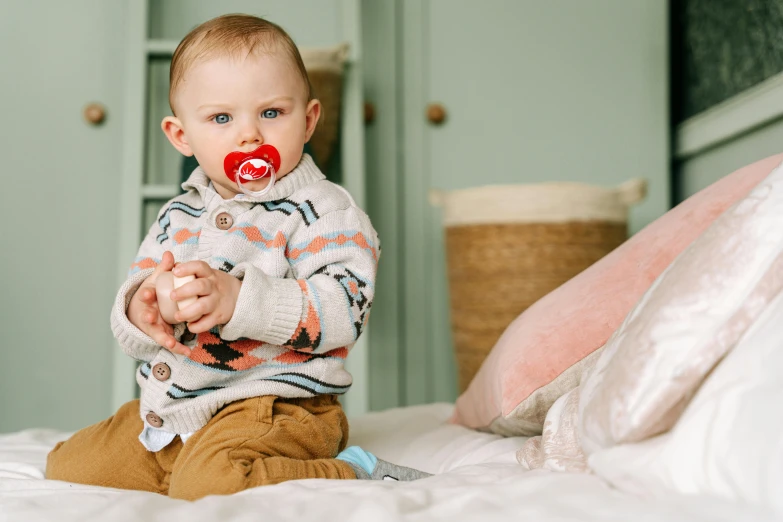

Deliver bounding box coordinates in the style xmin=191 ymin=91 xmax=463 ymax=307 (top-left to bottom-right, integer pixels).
xmin=588 ymin=287 xmax=783 ymax=515
xmin=578 ymin=160 xmax=783 ymax=453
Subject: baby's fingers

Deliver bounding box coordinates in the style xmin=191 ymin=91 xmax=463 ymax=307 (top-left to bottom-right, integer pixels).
xmin=187 ymin=312 xmax=221 ymax=335
xmin=174 ymin=294 xmax=216 ymax=325
xmin=173 ymin=260 xmax=213 ymax=279
xmin=171 ymin=277 xmax=212 ymax=303
xmin=158 ymin=329 xmax=190 ymax=357
xmin=137 ymin=287 xmax=157 ymax=305
xmin=155 ymin=251 xmax=176 ymax=274
xmin=150 ymin=329 xmax=190 ymax=357
xmin=169 ymin=342 xmax=191 ymax=357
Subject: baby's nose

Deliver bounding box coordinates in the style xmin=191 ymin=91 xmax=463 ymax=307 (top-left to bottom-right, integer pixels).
xmin=238 ymin=125 xmax=263 ymax=147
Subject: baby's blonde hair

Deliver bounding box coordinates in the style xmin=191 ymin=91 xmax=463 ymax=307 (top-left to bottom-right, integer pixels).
xmin=168 ymin=14 xmax=313 ymax=114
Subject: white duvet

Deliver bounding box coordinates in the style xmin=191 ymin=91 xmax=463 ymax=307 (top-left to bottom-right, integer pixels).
xmin=0 ymin=403 xmax=775 ymax=522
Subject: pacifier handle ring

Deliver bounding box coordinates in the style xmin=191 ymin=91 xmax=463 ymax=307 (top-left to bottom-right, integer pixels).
xmin=235 ymin=158 xmax=276 ymax=197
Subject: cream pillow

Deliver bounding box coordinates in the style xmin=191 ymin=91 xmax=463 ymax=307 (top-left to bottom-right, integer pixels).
xmin=579 ymin=160 xmax=783 ymax=453
xmin=588 ymin=287 xmax=783 ymax=515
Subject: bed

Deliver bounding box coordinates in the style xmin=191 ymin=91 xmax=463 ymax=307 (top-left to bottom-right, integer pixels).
xmin=0 ymin=402 xmax=775 ymax=521
xmin=5 ymin=161 xmax=783 ymax=521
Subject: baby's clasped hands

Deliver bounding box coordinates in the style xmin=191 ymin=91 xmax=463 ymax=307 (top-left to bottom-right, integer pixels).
xmin=168 ymin=258 xmax=242 ymax=334
xmin=127 ymin=251 xmax=190 ymax=356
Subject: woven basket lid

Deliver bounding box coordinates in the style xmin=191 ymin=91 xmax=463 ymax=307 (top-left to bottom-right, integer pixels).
xmin=430 ymin=178 xmax=647 ymax=227
xmin=301 ymin=43 xmax=349 ymax=73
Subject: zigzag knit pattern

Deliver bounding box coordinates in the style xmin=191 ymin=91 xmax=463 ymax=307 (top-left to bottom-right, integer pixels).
xmin=111 ymin=154 xmax=378 ymax=435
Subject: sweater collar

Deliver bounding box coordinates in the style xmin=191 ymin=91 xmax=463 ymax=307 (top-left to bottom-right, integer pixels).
xmin=181 ymin=153 xmax=326 ymax=203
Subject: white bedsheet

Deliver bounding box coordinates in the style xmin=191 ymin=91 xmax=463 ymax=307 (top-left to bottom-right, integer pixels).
xmin=0 ymin=403 xmax=775 ymax=521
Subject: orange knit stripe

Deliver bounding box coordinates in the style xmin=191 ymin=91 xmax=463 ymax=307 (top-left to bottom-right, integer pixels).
xmin=287 ymin=232 xmax=377 ymax=262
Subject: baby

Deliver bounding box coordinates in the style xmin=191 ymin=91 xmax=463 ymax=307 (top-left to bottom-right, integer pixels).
xmin=46 ymin=13 xmax=429 ymax=500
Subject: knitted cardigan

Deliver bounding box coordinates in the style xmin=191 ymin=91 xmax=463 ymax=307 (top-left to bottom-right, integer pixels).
xmin=110 ymin=154 xmax=378 ymax=434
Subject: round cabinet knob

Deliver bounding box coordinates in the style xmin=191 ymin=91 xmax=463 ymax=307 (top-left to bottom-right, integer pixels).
xmin=364 ymin=102 xmax=376 ymax=125
xmin=83 ymin=103 xmax=106 ymax=125
xmin=426 ymin=103 xmax=447 ymax=125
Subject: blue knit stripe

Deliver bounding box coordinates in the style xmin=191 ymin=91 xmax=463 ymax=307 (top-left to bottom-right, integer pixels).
xmin=295 ymin=200 xmax=319 ymax=225
xmin=261 ymin=373 xmax=351 ymax=395
xmin=156 ymin=202 xmax=207 ymax=243
xmin=166 ymin=384 xmax=224 ymax=399
xmin=139 ymin=363 xmax=151 ymax=379
xmin=261 ymin=199 xmax=320 ymax=226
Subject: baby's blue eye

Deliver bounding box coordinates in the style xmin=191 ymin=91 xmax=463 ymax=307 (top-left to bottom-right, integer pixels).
xmin=262 ymin=109 xmax=279 ymax=119
xmin=214 ymin=114 xmax=231 ymax=124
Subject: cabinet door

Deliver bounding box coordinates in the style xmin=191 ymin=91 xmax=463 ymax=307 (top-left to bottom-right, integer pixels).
xmin=0 ymin=1 xmax=127 ymax=431
xmin=400 ymin=0 xmax=669 ymax=404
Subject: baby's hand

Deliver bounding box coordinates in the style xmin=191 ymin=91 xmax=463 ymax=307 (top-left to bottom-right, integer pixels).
xmin=127 ymin=251 xmax=191 ymax=356
xmin=170 ymin=261 xmax=241 ymax=334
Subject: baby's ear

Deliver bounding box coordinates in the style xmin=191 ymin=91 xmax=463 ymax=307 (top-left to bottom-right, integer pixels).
xmin=161 ymin=116 xmax=193 ymax=156
xmin=304 ymin=99 xmax=322 ymax=143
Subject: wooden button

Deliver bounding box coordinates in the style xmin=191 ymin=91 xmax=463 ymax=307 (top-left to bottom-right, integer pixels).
xmin=215 ymin=212 xmax=233 ymax=230
xmin=152 ymin=363 xmax=171 ymax=381
xmin=145 ymin=412 xmax=163 ymax=428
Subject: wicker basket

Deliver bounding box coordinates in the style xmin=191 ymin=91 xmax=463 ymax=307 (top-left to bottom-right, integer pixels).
xmin=301 ymin=43 xmax=349 ymax=171
xmin=430 ymin=179 xmax=647 ymax=393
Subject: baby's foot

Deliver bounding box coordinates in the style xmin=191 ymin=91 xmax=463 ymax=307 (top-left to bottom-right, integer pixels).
xmin=337 ymin=446 xmax=431 ymax=481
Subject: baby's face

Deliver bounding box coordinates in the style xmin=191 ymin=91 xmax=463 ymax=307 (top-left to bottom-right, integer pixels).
xmin=171 ymin=51 xmax=318 ymax=198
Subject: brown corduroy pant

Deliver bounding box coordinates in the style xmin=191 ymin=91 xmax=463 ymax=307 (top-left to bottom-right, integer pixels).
xmin=46 ymin=394 xmax=356 ymax=500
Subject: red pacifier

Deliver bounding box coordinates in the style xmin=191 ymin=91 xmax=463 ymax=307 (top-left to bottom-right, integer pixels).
xmin=223 ymin=144 xmax=281 ymax=197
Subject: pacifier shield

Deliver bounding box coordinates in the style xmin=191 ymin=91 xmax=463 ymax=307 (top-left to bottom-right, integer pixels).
xmin=223 ymin=144 xmax=281 ymax=183
xmin=238 ymin=158 xmax=269 ymax=181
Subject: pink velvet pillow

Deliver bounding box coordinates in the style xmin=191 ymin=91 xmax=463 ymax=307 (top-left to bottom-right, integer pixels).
xmin=451 ymin=153 xmax=783 ymax=436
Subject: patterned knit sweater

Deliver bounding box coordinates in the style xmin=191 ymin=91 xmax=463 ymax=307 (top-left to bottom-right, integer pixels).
xmin=110 ymin=154 xmax=378 ymax=435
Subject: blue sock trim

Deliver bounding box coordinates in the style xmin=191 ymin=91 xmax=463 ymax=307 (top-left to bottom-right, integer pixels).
xmin=336 ymin=446 xmax=377 ymax=475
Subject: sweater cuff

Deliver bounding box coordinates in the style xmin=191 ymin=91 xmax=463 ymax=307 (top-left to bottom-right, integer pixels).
xmin=221 ymin=264 xmax=303 ymax=345
xmin=110 ymin=269 xmax=161 ymax=361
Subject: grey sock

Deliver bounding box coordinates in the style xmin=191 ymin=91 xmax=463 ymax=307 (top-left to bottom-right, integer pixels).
xmin=337 ymin=446 xmax=432 ymax=481
xmin=351 ymin=457 xmax=432 ymax=481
